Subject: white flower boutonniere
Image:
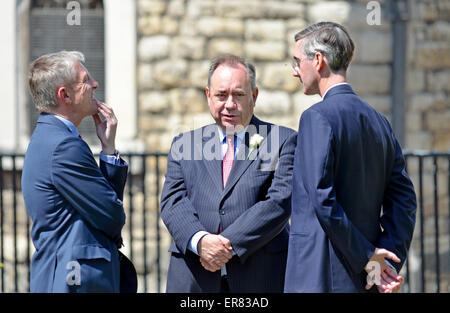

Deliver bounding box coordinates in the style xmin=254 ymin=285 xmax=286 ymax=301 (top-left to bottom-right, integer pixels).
xmin=247 ymin=134 xmax=264 ymax=159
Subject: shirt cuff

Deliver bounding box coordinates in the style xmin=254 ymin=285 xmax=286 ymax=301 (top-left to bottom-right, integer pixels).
xmin=100 ymin=150 xmax=124 ymax=166
xmin=385 ymin=259 xmax=398 ymax=273
xmin=188 ymin=231 xmax=210 ymax=255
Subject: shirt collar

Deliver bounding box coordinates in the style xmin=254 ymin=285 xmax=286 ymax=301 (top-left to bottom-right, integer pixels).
xmin=54 ymin=115 xmax=80 ymax=138
xmin=217 ymin=125 xmax=248 ymax=144
xmin=322 ymin=82 xmax=350 ymax=99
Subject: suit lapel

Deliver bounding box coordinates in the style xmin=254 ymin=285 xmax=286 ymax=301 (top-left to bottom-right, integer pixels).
xmin=196 ymin=117 xmax=268 ymax=196
xmin=197 ymin=125 xmax=223 ymax=193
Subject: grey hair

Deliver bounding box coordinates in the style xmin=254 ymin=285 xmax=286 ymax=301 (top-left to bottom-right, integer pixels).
xmin=207 ymin=54 xmax=257 ymax=90
xmin=294 ymin=22 xmax=354 ymax=72
xmin=29 ymin=50 xmax=85 ymax=112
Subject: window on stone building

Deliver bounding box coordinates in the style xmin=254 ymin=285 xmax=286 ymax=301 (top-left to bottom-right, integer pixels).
xmin=29 ymin=0 xmax=104 ymax=143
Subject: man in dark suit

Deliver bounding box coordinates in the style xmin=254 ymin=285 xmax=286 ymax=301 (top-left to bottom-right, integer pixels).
xmin=160 ymin=54 xmax=296 ymax=292
xmin=22 ymin=51 xmax=135 ymax=292
xmin=284 ymin=22 xmax=416 ymax=293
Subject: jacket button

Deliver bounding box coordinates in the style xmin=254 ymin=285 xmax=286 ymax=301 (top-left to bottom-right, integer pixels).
xmin=220 ymin=210 xmax=225 ymax=215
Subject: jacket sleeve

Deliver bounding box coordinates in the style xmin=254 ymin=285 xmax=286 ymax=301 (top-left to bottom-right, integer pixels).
xmin=51 ymin=137 xmax=126 ymax=244
xmin=221 ymin=129 xmax=297 ymax=263
xmin=160 ymin=135 xmax=206 ymax=254
xmin=99 ymin=156 xmax=128 ymax=201
xmin=298 ymin=109 xmax=375 ymax=274
xmin=378 ymin=131 xmax=417 ymax=272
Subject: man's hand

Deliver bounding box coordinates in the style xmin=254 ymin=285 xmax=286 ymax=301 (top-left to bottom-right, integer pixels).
xmin=365 ymin=248 xmax=404 ymax=293
xmin=92 ymin=100 xmax=117 ymax=155
xmin=198 ymin=234 xmax=232 ymax=272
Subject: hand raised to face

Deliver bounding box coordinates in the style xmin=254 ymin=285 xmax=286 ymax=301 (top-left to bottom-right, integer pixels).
xmin=92 ymin=99 xmax=117 ymax=155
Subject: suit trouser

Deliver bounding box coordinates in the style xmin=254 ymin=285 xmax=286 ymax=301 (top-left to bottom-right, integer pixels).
xmin=220 ymin=276 xmax=230 ymax=293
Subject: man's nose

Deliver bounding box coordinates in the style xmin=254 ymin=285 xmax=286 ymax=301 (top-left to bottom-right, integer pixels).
xmin=224 ymin=95 xmax=236 ymax=109
xmin=91 ymin=77 xmax=99 ymax=90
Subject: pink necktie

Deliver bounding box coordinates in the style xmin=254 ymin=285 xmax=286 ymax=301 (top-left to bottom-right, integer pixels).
xmin=222 ymin=135 xmax=234 ymax=188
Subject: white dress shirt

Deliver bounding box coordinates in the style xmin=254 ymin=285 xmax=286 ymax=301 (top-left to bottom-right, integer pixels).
xmin=321 ymin=82 xmax=350 ymax=99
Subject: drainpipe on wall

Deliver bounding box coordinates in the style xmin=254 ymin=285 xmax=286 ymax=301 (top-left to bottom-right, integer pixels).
xmin=15 ymin=0 xmax=19 ymax=152
xmin=389 ymin=0 xmax=410 ymax=147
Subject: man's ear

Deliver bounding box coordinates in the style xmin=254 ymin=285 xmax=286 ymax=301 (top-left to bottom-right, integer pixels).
xmin=205 ymin=86 xmax=213 ymax=108
xmin=252 ymin=87 xmax=258 ymax=107
xmin=56 ymin=86 xmax=71 ymax=104
xmin=314 ymin=51 xmax=325 ymax=72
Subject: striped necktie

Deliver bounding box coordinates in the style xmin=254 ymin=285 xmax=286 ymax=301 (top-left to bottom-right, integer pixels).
xmin=222 ymin=135 xmax=234 ymax=188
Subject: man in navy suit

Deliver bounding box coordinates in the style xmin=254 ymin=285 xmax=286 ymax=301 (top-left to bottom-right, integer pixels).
xmin=22 ymin=51 xmax=133 ymax=292
xmin=160 ymin=55 xmax=297 ymax=292
xmin=284 ymin=22 xmax=416 ymax=293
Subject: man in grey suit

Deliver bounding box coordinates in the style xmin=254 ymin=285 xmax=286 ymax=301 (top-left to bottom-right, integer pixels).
xmin=160 ymin=54 xmax=297 ymax=292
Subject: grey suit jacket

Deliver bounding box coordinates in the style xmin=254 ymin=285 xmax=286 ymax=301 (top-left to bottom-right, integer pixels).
xmin=160 ymin=115 xmax=296 ymax=292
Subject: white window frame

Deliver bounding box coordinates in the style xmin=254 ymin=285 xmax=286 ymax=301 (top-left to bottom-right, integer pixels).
xmin=0 ymin=0 xmax=143 ymax=154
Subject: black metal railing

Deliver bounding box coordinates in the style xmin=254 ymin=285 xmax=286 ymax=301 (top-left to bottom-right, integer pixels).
xmin=121 ymin=152 xmax=168 ymax=293
xmin=0 ymin=151 xmax=449 ymax=293
xmin=0 ymin=152 xmax=170 ymax=293
xmin=403 ymin=151 xmax=450 ymax=293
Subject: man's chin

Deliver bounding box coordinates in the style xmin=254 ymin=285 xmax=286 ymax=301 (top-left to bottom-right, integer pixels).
xmin=221 ymin=122 xmax=246 ymax=133
xmin=89 ymin=107 xmax=98 ymax=117
xmin=303 ymin=88 xmax=315 ymax=96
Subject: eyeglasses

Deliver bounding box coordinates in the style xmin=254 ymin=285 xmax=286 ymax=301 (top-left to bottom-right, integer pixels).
xmin=291 ymin=58 xmax=304 ymax=72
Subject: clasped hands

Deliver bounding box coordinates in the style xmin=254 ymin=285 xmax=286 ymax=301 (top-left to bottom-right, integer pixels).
xmin=365 ymin=248 xmax=404 ymax=293
xmin=197 ymin=234 xmax=233 ymax=272
xmin=197 ymin=236 xmax=406 ymax=293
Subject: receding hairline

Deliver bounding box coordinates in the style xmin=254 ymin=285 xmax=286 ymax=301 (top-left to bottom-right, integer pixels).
xmin=210 ymin=62 xmax=249 ymax=78
xmin=208 ymin=63 xmax=253 ymax=89
xmin=207 ymin=55 xmax=256 ymax=90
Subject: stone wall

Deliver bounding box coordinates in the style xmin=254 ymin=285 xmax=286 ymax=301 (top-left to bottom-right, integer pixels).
xmin=406 ymin=0 xmax=450 ymax=150
xmin=136 ymin=0 xmax=449 ymax=153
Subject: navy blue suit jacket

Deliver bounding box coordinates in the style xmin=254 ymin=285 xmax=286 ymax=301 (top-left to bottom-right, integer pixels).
xmin=22 ymin=113 xmax=128 ymax=292
xmin=160 ymin=116 xmax=296 ymax=292
xmin=284 ymin=85 xmax=416 ymax=292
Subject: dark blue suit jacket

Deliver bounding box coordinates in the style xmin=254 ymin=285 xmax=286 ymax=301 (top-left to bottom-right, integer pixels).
xmin=284 ymin=84 xmax=416 ymax=292
xmin=22 ymin=113 xmax=128 ymax=292
xmin=160 ymin=116 xmax=296 ymax=292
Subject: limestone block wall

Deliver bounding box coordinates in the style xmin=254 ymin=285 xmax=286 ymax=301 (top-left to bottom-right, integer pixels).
xmin=406 ymin=0 xmax=450 ymax=150
xmin=136 ymin=0 xmax=449 ymax=153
